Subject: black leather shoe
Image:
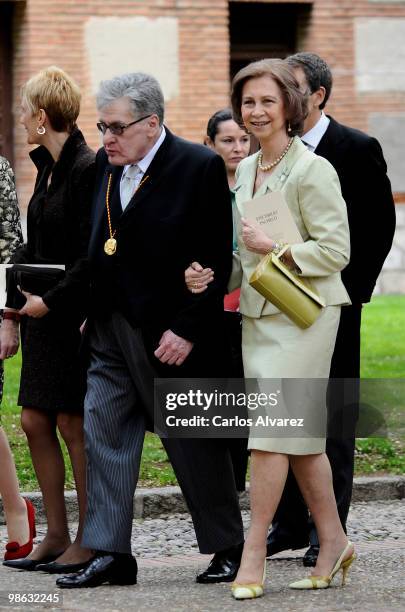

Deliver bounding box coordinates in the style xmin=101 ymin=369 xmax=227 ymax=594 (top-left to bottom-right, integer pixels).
xmin=196 ymin=544 xmax=243 ymax=584
xmin=35 ymin=560 xmax=91 ymax=574
xmin=266 ymin=526 xmax=308 ymax=558
xmin=3 ymin=554 xmax=60 ymax=571
xmin=302 ymin=545 xmax=319 ymax=567
xmin=56 ymin=553 xmax=137 ymax=588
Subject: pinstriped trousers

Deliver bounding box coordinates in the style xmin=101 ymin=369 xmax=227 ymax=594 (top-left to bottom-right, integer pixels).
xmin=81 ymin=312 xmax=244 ymax=554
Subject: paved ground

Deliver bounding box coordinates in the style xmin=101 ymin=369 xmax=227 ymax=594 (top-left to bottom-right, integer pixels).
xmin=0 ymin=500 xmax=404 ymax=611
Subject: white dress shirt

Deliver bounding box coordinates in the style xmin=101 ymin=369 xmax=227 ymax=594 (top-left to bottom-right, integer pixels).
xmin=119 ymin=126 xmax=166 ymax=210
xmin=301 ymin=112 xmax=330 ymax=152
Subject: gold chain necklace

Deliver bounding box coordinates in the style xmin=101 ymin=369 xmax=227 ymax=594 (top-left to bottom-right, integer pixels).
xmin=257 ymin=137 xmax=294 ymax=172
xmin=104 ymin=172 xmax=149 ymax=256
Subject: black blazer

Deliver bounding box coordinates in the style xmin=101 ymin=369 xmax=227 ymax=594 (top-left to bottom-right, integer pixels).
xmin=88 ymin=127 xmax=233 ymax=345
xmin=11 ymin=128 xmax=95 ymax=313
xmin=315 ymin=117 xmax=396 ymax=304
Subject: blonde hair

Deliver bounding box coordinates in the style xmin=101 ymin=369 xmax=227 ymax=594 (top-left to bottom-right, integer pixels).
xmin=22 ymin=66 xmax=81 ymax=133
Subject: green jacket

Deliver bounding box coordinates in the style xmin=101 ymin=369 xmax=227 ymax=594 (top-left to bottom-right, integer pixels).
xmin=229 ymin=137 xmax=351 ymax=318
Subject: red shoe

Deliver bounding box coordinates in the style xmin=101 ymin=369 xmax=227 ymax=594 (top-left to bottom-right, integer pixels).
xmin=4 ymin=499 xmax=36 ymax=561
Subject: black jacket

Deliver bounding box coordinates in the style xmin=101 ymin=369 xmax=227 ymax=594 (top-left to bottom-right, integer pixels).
xmin=88 ymin=127 xmax=233 ymax=345
xmin=11 ymin=127 xmax=95 ymax=313
xmin=315 ymin=117 xmax=396 ymax=304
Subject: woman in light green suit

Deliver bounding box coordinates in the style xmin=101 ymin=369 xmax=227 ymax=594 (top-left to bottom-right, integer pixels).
xmin=186 ymin=59 xmax=355 ymax=596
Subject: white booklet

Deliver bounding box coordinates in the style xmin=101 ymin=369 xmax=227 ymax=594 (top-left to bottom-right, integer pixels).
xmin=243 ymin=191 xmax=303 ymax=244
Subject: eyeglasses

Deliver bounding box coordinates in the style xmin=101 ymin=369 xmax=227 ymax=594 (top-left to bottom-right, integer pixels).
xmin=96 ymin=114 xmax=152 ymax=136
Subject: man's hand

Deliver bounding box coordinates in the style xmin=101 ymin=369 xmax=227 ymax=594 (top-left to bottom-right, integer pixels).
xmin=154 ymin=329 xmax=193 ymax=366
xmin=0 ymin=319 xmax=20 ymax=360
xmin=18 ymin=289 xmax=50 ymax=318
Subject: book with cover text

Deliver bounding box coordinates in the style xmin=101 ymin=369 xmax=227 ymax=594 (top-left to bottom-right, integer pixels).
xmin=243 ymin=191 xmax=303 ymax=244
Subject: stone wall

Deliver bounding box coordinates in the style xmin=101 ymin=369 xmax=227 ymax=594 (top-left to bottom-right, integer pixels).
xmin=375 ymin=205 xmax=405 ymax=295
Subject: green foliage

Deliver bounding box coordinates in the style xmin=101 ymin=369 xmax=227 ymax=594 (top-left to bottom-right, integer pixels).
xmin=356 ymin=296 xmax=405 ymax=474
xmin=139 ymin=434 xmax=177 ymax=487
xmin=355 ymin=438 xmax=405 ymax=475
xmin=360 ymin=296 xmax=405 ymax=378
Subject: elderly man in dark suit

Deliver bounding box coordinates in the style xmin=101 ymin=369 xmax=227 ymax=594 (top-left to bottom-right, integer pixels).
xmin=57 ymin=72 xmax=244 ymax=589
xmin=266 ymin=52 xmax=396 ymax=566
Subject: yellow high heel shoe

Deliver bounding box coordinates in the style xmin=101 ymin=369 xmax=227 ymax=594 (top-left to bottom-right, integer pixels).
xmin=289 ymin=541 xmax=355 ymax=590
xmin=231 ymin=561 xmax=266 ymax=600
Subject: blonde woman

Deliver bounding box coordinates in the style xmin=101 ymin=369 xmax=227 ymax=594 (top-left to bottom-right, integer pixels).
xmin=3 ymin=68 xmax=95 ymax=573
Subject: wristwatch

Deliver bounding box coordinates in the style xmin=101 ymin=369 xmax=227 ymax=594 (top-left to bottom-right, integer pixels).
xmin=271 ymin=242 xmax=284 ymax=256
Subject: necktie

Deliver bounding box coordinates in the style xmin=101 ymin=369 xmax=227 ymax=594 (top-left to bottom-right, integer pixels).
xmin=120 ymin=164 xmax=142 ymax=210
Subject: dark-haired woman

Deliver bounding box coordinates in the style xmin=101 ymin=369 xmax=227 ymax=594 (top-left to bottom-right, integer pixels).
xmin=205 ymin=109 xmax=250 ymax=190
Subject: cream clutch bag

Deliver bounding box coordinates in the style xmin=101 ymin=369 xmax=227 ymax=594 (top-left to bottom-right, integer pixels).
xmin=249 ymin=245 xmax=325 ymax=329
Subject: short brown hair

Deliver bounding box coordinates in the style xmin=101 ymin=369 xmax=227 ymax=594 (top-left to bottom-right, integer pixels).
xmin=231 ymin=58 xmax=307 ymax=136
xmin=22 ymin=66 xmax=81 ymax=133
xmin=286 ymin=52 xmax=333 ymax=110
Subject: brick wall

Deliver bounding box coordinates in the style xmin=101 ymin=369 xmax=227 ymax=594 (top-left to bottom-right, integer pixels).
xmin=298 ymin=0 xmax=405 ymax=133
xmin=9 ymin=0 xmax=405 ymax=216
xmin=0 ymin=2 xmax=14 ymax=163
xmin=11 ymin=0 xmax=231 ymax=211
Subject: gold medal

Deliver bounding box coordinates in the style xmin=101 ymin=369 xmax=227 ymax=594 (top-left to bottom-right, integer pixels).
xmin=104 ymin=174 xmax=117 ymax=256
xmin=103 ymin=172 xmax=150 ymax=256
xmin=104 ymin=237 xmax=117 ymax=255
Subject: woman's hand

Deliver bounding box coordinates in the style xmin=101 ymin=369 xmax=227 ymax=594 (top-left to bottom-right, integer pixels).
xmin=185 ymin=261 xmax=214 ymax=294
xmin=241 ymin=217 xmax=274 ymax=254
xmin=18 ymin=289 xmax=50 ymax=318
xmin=0 ymin=319 xmax=20 ymax=360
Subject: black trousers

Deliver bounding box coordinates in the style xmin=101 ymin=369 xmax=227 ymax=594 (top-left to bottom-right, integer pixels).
xmin=272 ymin=305 xmax=362 ymax=542
xmin=224 ymin=311 xmax=249 ymax=492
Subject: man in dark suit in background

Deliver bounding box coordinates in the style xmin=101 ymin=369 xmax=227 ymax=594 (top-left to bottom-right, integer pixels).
xmin=57 ymin=72 xmax=244 ymax=588
xmin=267 ymin=52 xmax=396 ymax=566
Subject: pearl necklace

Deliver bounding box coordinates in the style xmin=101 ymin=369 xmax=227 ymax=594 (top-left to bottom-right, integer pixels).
xmin=257 ymin=137 xmax=294 ymax=172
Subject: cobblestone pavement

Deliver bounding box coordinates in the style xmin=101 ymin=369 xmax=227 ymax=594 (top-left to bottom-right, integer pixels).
xmin=0 ymin=500 xmax=404 ymax=611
